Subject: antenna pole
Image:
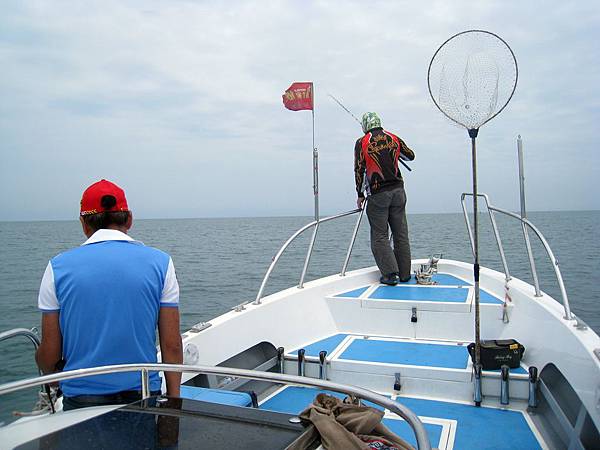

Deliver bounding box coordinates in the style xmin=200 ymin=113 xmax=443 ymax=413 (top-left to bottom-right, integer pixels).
xmin=517 ymin=135 xmax=541 ymax=296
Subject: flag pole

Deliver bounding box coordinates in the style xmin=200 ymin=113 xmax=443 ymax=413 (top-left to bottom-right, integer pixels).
xmin=299 ymin=82 xmax=319 ymax=288
xmin=312 ymin=83 xmax=319 ymax=222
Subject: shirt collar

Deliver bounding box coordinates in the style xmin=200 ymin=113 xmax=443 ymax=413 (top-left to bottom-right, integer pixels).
xmin=82 ymin=229 xmax=139 ymax=246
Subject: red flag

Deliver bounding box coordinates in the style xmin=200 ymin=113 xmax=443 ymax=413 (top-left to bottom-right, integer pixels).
xmin=282 ymin=82 xmax=313 ymax=111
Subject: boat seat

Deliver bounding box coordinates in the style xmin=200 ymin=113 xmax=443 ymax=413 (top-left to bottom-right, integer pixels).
xmin=179 ymin=385 xmax=256 ymax=407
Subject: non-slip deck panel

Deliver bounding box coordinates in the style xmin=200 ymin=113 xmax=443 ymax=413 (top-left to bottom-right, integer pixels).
xmin=333 ymin=273 xmax=504 ymax=304
xmin=396 ymin=396 xmax=541 ymax=449
xmin=479 ymin=290 xmax=504 ymax=304
xmin=370 ymin=286 xmax=470 ymax=303
xmin=261 ymin=386 xmax=383 ymax=413
xmin=382 ymin=418 xmax=443 ymax=449
xmin=339 ymin=339 xmax=469 ymax=369
xmin=334 ymin=286 xmax=370 ymax=298
xmin=289 ymin=334 xmax=348 ymax=357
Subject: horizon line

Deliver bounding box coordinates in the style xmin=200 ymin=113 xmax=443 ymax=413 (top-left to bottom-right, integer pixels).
xmin=1 ymin=208 xmax=598 ymax=224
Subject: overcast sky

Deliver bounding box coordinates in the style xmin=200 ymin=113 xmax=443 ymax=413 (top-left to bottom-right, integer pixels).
xmin=1 ymin=0 xmax=598 ymax=221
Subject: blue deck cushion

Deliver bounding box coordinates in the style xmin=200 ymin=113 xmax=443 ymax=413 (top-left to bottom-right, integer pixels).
xmin=179 ymin=385 xmax=253 ymax=407
xmin=340 ymin=339 xmax=469 ymax=369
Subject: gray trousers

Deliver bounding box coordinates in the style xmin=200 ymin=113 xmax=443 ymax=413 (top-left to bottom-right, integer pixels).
xmin=366 ymin=186 xmax=411 ymax=279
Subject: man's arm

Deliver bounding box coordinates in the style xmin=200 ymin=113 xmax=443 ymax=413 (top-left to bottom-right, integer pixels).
xmin=354 ymin=138 xmax=366 ymax=208
xmin=35 ymin=312 xmax=63 ymax=374
xmin=398 ymin=137 xmax=415 ymax=161
xmin=158 ymin=307 xmax=183 ymax=397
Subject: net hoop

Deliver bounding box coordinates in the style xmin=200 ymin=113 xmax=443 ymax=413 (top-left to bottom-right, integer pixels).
xmin=427 ymin=29 xmax=518 ymax=131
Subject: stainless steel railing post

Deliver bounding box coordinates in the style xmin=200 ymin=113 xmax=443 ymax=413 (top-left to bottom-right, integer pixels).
xmin=461 ymin=194 xmax=476 ymax=259
xmin=299 ymin=223 xmax=319 ymax=288
xmin=140 ymin=368 xmax=150 ymax=400
xmin=341 ymin=203 xmax=366 ymax=276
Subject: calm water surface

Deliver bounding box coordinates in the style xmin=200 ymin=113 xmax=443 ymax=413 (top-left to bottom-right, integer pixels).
xmin=0 ymin=211 xmax=598 ymax=423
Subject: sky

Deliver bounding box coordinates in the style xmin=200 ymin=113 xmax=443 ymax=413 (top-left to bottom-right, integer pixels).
xmin=1 ymin=0 xmax=599 ymax=221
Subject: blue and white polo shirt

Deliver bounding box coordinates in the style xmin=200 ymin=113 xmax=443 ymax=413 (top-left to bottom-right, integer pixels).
xmin=38 ymin=229 xmax=179 ymax=397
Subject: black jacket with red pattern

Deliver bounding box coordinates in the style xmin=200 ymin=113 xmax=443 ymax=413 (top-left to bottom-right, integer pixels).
xmin=354 ymin=127 xmax=415 ymax=198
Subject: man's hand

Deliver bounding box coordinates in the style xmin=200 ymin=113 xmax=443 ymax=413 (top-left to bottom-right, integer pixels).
xmin=356 ymin=197 xmax=365 ymax=210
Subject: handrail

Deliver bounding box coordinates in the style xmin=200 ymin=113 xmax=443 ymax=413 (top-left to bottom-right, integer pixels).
xmin=0 ymin=328 xmax=42 ymax=378
xmin=0 ymin=328 xmax=41 ymax=349
xmin=461 ymin=193 xmax=573 ymax=321
xmin=254 ymin=208 xmax=363 ymax=304
xmin=0 ymin=363 xmax=432 ymax=450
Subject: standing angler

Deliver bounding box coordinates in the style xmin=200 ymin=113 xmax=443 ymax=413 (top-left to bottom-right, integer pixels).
xmin=36 ymin=179 xmax=183 ymax=410
xmin=354 ymin=112 xmax=415 ymax=285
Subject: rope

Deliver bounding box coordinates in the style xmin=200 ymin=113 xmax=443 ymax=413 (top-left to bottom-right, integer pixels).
xmin=13 ymin=387 xmax=59 ymax=417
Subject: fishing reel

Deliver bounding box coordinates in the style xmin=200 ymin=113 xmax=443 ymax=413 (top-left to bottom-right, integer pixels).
xmin=415 ymin=253 xmax=442 ymax=285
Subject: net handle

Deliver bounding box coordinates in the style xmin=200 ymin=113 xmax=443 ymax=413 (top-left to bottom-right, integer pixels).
xmin=427 ymin=29 xmax=519 ymax=132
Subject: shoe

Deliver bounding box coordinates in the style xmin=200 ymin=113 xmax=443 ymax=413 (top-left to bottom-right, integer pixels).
xmin=380 ymin=273 xmax=399 ymax=285
xmin=398 ymin=274 xmax=412 ymax=283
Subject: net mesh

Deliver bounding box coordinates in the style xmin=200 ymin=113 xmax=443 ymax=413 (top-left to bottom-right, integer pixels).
xmin=428 ymin=30 xmax=517 ymax=130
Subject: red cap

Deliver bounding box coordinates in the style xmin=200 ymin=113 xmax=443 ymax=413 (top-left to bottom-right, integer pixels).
xmin=80 ymin=179 xmax=129 ymax=216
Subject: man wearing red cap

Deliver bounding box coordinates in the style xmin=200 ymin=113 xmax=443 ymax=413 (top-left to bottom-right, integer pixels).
xmin=36 ymin=179 xmax=183 ymax=410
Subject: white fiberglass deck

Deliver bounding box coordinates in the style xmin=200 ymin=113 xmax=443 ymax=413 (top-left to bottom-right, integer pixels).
xmin=276 ymin=273 xmax=539 ymax=448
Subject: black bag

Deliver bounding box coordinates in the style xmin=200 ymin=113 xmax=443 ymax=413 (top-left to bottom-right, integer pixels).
xmin=467 ymin=339 xmax=525 ymax=370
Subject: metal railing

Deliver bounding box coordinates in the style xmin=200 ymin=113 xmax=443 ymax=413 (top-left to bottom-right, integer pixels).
xmin=0 ymin=363 xmax=431 ymax=450
xmin=0 ymin=328 xmax=41 ymax=350
xmin=254 ymin=205 xmax=367 ymax=304
xmin=461 ymin=193 xmax=574 ymax=321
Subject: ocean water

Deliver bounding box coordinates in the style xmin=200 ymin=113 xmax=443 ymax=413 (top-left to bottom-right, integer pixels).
xmin=0 ymin=211 xmax=598 ymax=423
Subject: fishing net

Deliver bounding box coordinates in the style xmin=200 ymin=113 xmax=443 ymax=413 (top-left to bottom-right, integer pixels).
xmin=427 ymin=30 xmax=518 ymax=130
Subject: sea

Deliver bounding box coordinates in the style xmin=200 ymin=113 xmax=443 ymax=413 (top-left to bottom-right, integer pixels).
xmin=0 ymin=211 xmax=598 ymax=424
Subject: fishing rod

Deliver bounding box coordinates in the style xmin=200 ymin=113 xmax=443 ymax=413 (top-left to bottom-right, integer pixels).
xmin=328 ymin=94 xmax=412 ymax=172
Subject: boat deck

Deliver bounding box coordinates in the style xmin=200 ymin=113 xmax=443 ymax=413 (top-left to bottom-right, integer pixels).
xmin=260 ymin=386 xmax=540 ymax=449
xmin=269 ymin=273 xmax=542 ymax=449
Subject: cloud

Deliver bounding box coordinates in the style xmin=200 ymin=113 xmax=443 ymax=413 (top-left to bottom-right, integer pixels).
xmin=0 ymin=0 xmax=598 ymax=221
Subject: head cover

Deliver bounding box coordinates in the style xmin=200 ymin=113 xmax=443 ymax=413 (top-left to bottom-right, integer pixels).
xmin=80 ymin=179 xmax=129 ymax=216
xmin=361 ymin=112 xmax=381 ymax=133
